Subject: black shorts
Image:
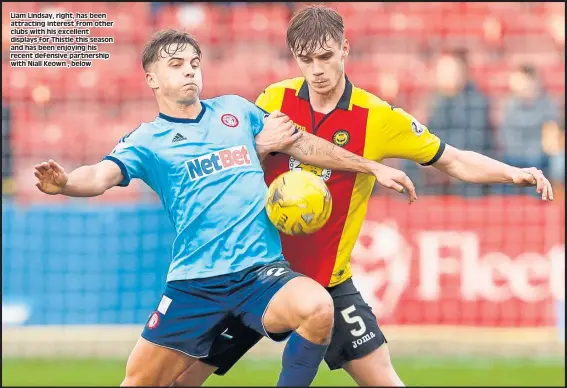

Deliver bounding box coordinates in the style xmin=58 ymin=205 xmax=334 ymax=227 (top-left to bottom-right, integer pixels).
xmin=201 ymin=278 xmax=387 ymax=374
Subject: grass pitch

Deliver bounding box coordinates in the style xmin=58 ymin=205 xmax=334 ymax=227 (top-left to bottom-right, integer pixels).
xmin=2 ymin=356 xmax=564 ymax=386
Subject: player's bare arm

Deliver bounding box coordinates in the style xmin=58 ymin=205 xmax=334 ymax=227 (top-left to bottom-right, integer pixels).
xmin=257 ymin=111 xmax=417 ymax=203
xmin=432 ymin=144 xmax=554 ymax=201
xmin=255 ymin=110 xmax=304 ymax=159
xmin=290 ymin=134 xmax=417 ymax=203
xmin=34 ymin=159 xmax=123 ymax=197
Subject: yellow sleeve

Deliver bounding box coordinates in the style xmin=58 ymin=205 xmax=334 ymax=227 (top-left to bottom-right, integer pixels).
xmin=368 ymin=106 xmax=445 ymax=165
xmin=255 ymin=85 xmax=285 ymax=113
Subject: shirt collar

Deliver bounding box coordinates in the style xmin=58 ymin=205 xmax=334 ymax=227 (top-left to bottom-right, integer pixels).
xmin=297 ymin=75 xmax=353 ymax=111
xmin=158 ymin=102 xmax=207 ymax=123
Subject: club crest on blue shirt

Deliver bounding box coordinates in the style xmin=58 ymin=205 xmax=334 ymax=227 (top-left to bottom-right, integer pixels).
xmin=221 ymin=114 xmax=239 ymax=128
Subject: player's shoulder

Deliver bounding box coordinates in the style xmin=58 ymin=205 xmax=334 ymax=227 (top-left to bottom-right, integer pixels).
xmin=350 ymin=84 xmax=422 ymax=133
xmin=351 ymin=85 xmax=416 ymax=124
xmin=204 ymin=94 xmax=255 ymax=110
xmin=262 ymin=77 xmax=305 ymax=95
xmin=117 ymin=122 xmax=154 ymax=145
xmin=350 ymin=85 xmax=392 ymax=112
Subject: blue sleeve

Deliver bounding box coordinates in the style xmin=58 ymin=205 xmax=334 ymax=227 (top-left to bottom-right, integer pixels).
xmin=242 ymin=97 xmax=268 ymax=137
xmin=102 ymin=131 xmax=147 ymax=187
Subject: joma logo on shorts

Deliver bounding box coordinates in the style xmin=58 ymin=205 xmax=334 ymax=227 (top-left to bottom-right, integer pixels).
xmin=352 ymin=331 xmax=375 ymax=348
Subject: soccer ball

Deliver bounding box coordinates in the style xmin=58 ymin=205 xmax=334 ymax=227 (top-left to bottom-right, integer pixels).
xmin=266 ymin=170 xmax=332 ymax=235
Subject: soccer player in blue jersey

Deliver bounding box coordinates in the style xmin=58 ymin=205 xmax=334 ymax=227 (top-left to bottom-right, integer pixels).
xmin=32 ymin=29 xmax=417 ymax=387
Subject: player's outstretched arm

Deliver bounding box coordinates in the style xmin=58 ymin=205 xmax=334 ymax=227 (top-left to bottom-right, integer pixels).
xmin=258 ymin=111 xmax=417 ymax=203
xmin=34 ymin=159 xmax=124 ymax=197
xmin=432 ymin=144 xmax=554 ymax=201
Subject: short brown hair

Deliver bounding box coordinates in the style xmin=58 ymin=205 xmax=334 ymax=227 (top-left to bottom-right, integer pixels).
xmin=286 ymin=5 xmax=344 ymax=56
xmin=142 ymin=29 xmax=202 ymax=72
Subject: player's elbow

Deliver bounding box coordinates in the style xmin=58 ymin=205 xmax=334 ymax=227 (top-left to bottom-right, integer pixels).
xmin=92 ymin=180 xmax=113 ymax=196
xmin=93 ymin=161 xmax=124 ymax=194
xmin=87 ymin=174 xmax=113 ymax=196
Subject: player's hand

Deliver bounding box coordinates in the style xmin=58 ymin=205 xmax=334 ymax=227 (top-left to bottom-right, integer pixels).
xmin=256 ymin=110 xmax=303 ymax=154
xmin=372 ymin=164 xmax=418 ymax=204
xmin=510 ymin=167 xmax=554 ymax=201
xmin=34 ymin=159 xmax=68 ymax=195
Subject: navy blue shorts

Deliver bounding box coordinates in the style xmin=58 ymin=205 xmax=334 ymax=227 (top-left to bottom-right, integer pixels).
xmin=141 ymin=261 xmax=302 ymax=358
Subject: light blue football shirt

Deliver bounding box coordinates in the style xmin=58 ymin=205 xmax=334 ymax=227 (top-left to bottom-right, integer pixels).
xmin=103 ymin=95 xmax=285 ymax=282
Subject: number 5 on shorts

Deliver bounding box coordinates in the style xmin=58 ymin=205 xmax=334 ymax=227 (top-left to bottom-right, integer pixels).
xmin=340 ymin=305 xmax=366 ymax=337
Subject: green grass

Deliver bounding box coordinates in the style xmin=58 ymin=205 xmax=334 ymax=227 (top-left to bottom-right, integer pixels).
xmin=2 ymin=356 xmax=564 ymax=386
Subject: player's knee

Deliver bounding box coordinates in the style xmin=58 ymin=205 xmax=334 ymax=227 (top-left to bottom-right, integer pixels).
xmin=296 ymin=291 xmax=334 ymax=343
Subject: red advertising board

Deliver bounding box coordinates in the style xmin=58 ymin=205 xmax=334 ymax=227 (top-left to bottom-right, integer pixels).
xmin=351 ymin=195 xmax=565 ymax=327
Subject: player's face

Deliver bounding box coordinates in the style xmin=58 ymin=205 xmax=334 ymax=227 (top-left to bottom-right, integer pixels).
xmin=147 ymin=43 xmax=203 ymax=105
xmin=293 ymin=38 xmax=349 ymax=96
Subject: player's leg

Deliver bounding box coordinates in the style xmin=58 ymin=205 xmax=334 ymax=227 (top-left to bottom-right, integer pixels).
xmin=123 ymin=337 xmax=196 ymax=386
xmin=324 ymin=279 xmax=405 ymax=387
xmin=172 ymin=318 xmax=263 ymax=386
xmin=171 ymin=361 xmax=216 ymax=387
xmin=261 ymin=275 xmax=334 ymax=343
xmin=124 ymin=280 xmax=228 ymax=386
xmin=342 ymin=344 xmax=404 ymax=387
xmin=237 ymin=261 xmax=334 ymax=386
xmin=175 ymin=261 xmax=334 ymax=387
xmin=266 ymin=276 xmax=334 ymax=386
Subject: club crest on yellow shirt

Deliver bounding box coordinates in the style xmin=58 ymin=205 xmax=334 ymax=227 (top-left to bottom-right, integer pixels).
xmin=332 ymin=130 xmax=350 ymax=147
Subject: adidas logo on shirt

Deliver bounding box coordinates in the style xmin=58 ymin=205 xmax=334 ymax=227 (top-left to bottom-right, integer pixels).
xmin=172 ymin=133 xmax=187 ymax=143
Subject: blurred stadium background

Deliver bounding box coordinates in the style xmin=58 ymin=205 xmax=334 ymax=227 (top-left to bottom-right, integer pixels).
xmin=2 ymin=1 xmax=565 ymax=386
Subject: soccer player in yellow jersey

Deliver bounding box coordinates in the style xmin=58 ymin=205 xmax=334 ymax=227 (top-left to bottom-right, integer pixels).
xmin=174 ymin=5 xmax=553 ymax=387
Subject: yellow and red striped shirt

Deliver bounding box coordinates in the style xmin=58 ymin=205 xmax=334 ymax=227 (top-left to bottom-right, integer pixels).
xmin=257 ymin=76 xmax=445 ymax=287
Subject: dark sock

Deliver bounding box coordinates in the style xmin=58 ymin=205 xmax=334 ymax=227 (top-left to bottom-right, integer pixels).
xmin=276 ymin=331 xmax=329 ymax=386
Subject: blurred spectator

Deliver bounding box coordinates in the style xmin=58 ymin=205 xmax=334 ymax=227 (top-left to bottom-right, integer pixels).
xmin=547 ymin=97 xmax=565 ymax=198
xmin=150 ymin=2 xmax=296 ymax=24
xmin=404 ymin=49 xmax=492 ymax=197
xmin=494 ymin=65 xmax=561 ymax=196
xmin=2 ymin=102 xmax=14 ymax=197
